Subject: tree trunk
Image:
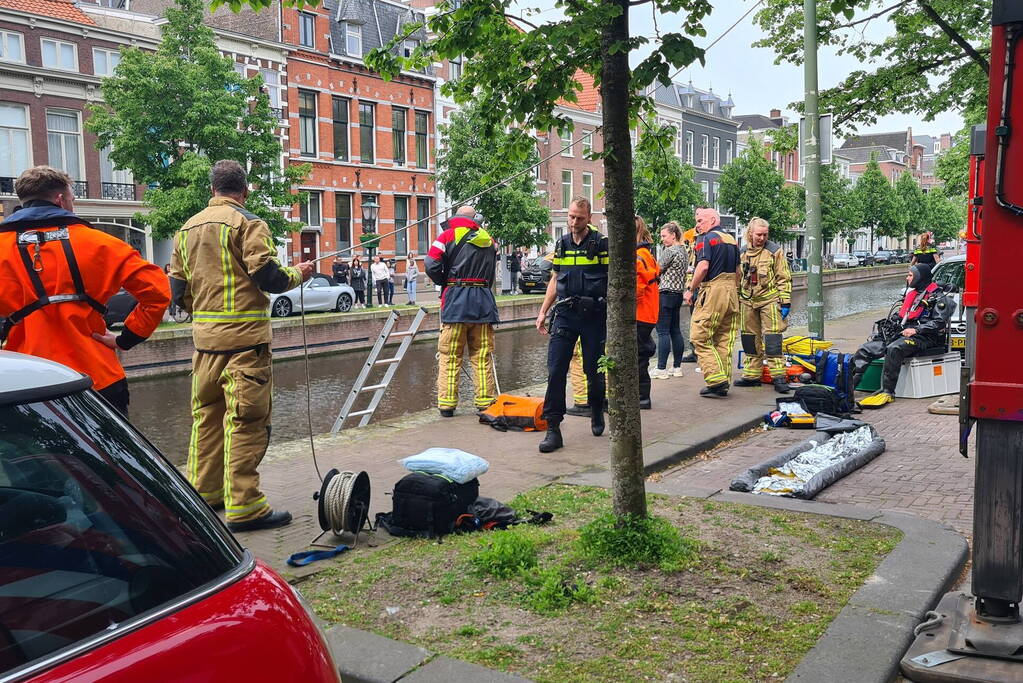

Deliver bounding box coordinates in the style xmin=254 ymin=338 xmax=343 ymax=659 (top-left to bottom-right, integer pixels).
xmin=600 ymin=0 xmax=646 ymax=520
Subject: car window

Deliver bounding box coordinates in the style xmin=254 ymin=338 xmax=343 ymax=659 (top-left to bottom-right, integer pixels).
xmin=309 ymin=276 xmax=329 ymax=288
xmin=933 ymin=260 xmax=965 ymax=291
xmin=0 ymin=393 xmax=242 ymax=677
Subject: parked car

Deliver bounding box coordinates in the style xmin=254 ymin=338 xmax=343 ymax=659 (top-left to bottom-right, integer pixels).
xmin=892 ymin=248 xmax=910 ymax=263
xmin=518 ymin=255 xmax=554 ymax=294
xmin=270 ymin=273 xmax=355 ymax=317
xmin=873 ymin=249 xmax=897 ymax=265
xmin=852 ymin=250 xmax=875 ymax=267
xmin=831 ymin=253 xmax=860 ymax=268
xmin=104 ymin=289 xmax=138 ymax=327
xmin=0 ymin=351 xmax=340 ymax=682
xmin=932 ymin=253 xmax=967 ymax=354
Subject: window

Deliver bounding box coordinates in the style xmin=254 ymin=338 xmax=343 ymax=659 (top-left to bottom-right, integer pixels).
xmin=581 ymin=172 xmax=593 ymax=205
xmin=299 ymin=191 xmax=321 ymax=228
xmin=712 ymin=182 xmax=720 ymax=211
xmin=99 ymin=146 xmax=134 ymax=199
xmin=561 ymin=131 xmax=573 ymax=157
xmin=335 ymin=193 xmax=352 ymax=252
xmin=403 ymin=40 xmax=418 ymax=57
xmin=261 ymin=69 xmax=282 ymax=109
xmin=561 ymin=170 xmax=573 ymax=208
xmin=415 ymin=111 xmax=428 ymax=168
xmin=92 ymin=47 xmax=121 ymax=77
xmin=700 ymin=134 xmax=709 ymax=167
xmin=299 ymin=13 xmax=316 ymax=48
xmin=686 ymin=131 xmax=694 ymax=164
xmin=345 ymin=23 xmax=362 ymax=56
xmin=0 ymin=30 xmax=23 ymax=63
xmin=712 ymin=137 xmax=720 ymax=169
xmin=41 ymin=38 xmax=77 ymax=71
xmin=46 ymin=110 xmax=82 ymax=180
xmin=630 ymin=126 xmax=638 ymax=148
xmin=417 ymin=197 xmax=431 ymax=252
xmin=298 ymin=91 xmax=317 ymax=157
xmin=394 ymin=196 xmax=408 ymax=256
xmin=332 ymin=97 xmax=349 ymax=161
xmin=701 ymin=180 xmax=710 ymax=203
xmin=725 ymin=139 xmax=733 ymax=164
xmin=449 ymin=54 xmax=462 ymax=81
xmin=0 ymin=103 xmax=31 ymax=178
xmin=392 ymin=107 xmax=406 ymax=165
xmin=582 ymin=131 xmax=593 ymax=157
xmin=359 ymin=103 xmax=375 ymax=163
xmin=674 ymin=126 xmax=683 ymax=157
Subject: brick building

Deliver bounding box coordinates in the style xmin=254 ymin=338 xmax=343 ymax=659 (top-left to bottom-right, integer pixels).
xmin=734 ymin=108 xmax=802 ymax=186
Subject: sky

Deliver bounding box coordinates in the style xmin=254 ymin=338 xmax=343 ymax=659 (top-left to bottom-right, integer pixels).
xmin=510 ymin=1 xmax=966 ymax=142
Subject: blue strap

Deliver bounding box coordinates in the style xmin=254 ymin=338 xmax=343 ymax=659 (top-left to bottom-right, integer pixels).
xmin=287 ymin=544 xmax=350 ymax=567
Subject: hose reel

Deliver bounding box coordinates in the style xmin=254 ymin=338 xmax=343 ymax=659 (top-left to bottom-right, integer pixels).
xmin=312 ymin=469 xmax=371 ymax=548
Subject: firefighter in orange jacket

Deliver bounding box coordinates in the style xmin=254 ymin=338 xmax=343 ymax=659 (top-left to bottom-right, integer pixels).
xmin=635 ymin=217 xmax=660 ymax=409
xmin=0 ymin=166 xmax=169 ymax=416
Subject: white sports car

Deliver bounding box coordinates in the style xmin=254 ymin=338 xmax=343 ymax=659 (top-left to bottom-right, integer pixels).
xmin=269 ymin=273 xmax=355 ymax=317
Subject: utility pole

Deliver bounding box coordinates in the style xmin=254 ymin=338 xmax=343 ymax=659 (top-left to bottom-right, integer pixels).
xmin=803 ymin=0 xmax=824 ymax=338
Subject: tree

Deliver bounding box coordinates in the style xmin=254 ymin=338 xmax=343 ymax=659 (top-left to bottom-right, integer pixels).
xmin=633 ymin=127 xmax=702 ymax=233
xmin=362 ymin=0 xmax=714 ymax=522
xmin=717 ymin=136 xmax=795 ymax=241
xmin=436 ymin=104 xmax=550 ymax=249
xmin=852 ymin=156 xmax=903 ymax=250
xmin=87 ymin=0 xmax=307 ymax=239
xmin=754 ymin=1 xmax=990 ymax=131
xmin=819 ymin=162 xmax=861 ymax=251
xmin=926 ymin=190 xmax=965 ymax=244
xmin=895 ymin=171 xmax=927 ymax=249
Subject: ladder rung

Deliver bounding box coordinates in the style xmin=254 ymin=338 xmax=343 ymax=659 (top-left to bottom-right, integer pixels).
xmin=347 ymin=409 xmax=374 ymax=417
xmin=359 ymin=383 xmax=387 ymax=392
xmin=374 ymin=357 xmax=400 ymax=365
xmin=388 ymin=329 xmax=416 ymax=338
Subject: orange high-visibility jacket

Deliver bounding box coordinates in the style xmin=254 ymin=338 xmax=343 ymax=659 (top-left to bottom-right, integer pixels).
xmin=0 ymin=202 xmax=170 ymax=390
xmin=636 ymin=242 xmax=660 ymax=325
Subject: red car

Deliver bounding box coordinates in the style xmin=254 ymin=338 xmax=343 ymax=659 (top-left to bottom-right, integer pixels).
xmin=0 ymin=351 xmax=338 ymax=682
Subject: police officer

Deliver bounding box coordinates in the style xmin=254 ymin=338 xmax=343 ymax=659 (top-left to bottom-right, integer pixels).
xmin=683 ymin=208 xmax=740 ymax=397
xmin=169 ymin=160 xmax=313 ymax=532
xmin=734 ymin=217 xmax=792 ymax=394
xmin=535 ymin=197 xmax=609 ymax=452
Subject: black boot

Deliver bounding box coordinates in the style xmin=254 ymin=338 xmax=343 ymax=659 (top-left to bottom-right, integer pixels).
xmin=591 ymin=405 xmax=605 ymax=436
xmin=565 ymin=403 xmax=590 ymax=417
xmin=539 ymin=423 xmax=564 ymax=453
xmin=699 ymin=382 xmax=729 ymax=398
xmin=639 ymin=398 xmax=652 ymax=410
xmin=733 ymin=377 xmax=760 ymax=387
xmin=773 ymin=377 xmax=791 ymax=394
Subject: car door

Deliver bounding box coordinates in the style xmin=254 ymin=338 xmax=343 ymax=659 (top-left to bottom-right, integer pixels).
xmin=304 ymin=276 xmax=331 ymax=311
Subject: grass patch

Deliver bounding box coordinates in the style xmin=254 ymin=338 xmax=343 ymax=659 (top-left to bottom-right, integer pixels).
xmin=304 ymin=485 xmax=900 ymax=683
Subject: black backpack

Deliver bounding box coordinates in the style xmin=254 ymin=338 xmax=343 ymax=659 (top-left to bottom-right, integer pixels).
xmin=793 ymin=384 xmax=845 ymax=416
xmin=389 ymin=473 xmax=479 ymax=538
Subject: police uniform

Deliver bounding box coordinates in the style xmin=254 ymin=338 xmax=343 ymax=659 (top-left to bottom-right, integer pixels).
xmin=169 ymin=196 xmax=302 ymax=526
xmin=543 ymin=226 xmax=609 ymax=425
xmin=689 ymin=228 xmax=740 ymax=390
xmin=739 ymin=240 xmax=792 ymax=382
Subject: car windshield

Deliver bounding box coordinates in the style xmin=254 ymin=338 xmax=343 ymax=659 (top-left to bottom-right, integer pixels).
xmin=933 ymin=260 xmax=965 ymax=291
xmin=0 ymin=392 xmax=242 ymax=677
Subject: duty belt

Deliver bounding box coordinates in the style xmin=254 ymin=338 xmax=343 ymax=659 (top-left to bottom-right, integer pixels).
xmin=445 ymin=279 xmax=489 ymax=287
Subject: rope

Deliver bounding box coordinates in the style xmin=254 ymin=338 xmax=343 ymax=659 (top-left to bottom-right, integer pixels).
xmin=298 ymin=283 xmax=324 ymax=482
xmin=913 ymin=610 xmax=943 ymax=636
xmin=321 ymin=470 xmax=360 ymax=536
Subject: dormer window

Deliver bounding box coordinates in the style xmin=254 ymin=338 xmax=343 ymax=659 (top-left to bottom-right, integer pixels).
xmin=346 ymin=23 xmax=362 ymax=57
xmin=403 ymin=40 xmax=418 ymax=57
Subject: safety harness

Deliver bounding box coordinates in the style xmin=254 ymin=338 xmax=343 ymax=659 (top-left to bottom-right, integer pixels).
xmin=0 ymin=218 xmax=106 ymax=343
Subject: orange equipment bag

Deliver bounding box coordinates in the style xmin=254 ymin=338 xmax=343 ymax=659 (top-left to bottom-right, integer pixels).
xmin=478 ymin=394 xmax=548 ymax=432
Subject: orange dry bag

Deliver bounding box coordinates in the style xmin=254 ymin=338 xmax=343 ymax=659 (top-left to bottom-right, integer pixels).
xmin=478 ymin=394 xmax=548 ymax=432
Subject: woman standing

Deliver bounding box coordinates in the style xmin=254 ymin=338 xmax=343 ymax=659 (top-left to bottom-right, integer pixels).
xmin=387 ymin=259 xmax=397 ymax=305
xmin=371 ymin=255 xmax=390 ymax=305
xmin=405 ymin=254 xmax=419 ymax=304
xmin=349 ymin=257 xmax=366 ymax=307
xmin=651 ymin=221 xmax=688 ymax=379
xmin=910 ymin=232 xmax=941 ymax=267
xmin=635 ymin=216 xmax=660 ymax=409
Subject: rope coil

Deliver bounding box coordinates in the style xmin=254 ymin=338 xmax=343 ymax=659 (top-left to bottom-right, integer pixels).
xmin=315 ymin=469 xmax=372 ymax=542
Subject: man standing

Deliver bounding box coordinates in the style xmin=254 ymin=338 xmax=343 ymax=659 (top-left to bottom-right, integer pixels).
xmin=0 ymin=166 xmax=169 ymax=416
xmin=331 ymin=255 xmax=349 ymax=285
xmin=734 ymin=217 xmax=792 ymax=394
xmin=508 ymin=248 xmax=522 ymax=294
xmin=683 ymin=208 xmax=740 ymax=397
xmin=535 ymin=197 xmax=609 ymax=452
xmin=169 ymin=160 xmax=313 ymax=532
xmin=426 ymin=205 xmax=499 ymax=417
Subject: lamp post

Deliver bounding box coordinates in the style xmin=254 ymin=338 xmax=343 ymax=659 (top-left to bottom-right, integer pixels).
xmin=361 ymin=196 xmax=380 ymax=309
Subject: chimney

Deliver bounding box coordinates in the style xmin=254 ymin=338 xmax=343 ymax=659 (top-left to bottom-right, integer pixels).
xmin=769 ymin=109 xmax=782 ymax=119
xmin=941 ymin=133 xmax=952 ymax=150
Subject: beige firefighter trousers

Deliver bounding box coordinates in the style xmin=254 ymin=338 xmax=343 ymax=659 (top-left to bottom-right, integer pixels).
xmin=741 ymin=301 xmax=788 ymax=379
xmin=437 ymin=322 xmax=497 ymax=409
xmin=569 ymin=339 xmax=587 ymax=406
xmin=690 ymin=275 xmax=740 ymax=387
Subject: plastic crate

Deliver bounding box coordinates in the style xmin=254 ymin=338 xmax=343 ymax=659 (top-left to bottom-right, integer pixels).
xmin=855 ymin=358 xmax=885 ymax=392
xmin=894 ymin=352 xmax=961 ymax=399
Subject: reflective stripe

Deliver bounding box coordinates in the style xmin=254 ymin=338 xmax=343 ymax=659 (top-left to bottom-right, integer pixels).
xmin=431 ymin=239 xmax=446 ymax=252
xmin=219 ymin=224 xmax=234 ymax=312
xmin=193 ymin=309 xmax=270 ymax=323
xmin=187 ymin=370 xmax=202 ymax=488
xmin=552 ymin=254 xmax=609 ymax=266
xmin=226 ymin=495 xmax=268 ymax=516
xmin=177 ymin=231 xmax=191 ymax=279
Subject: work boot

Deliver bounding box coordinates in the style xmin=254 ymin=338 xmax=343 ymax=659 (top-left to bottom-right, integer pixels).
xmin=699 ymin=382 xmax=729 ymax=398
xmin=591 ymin=405 xmax=605 ymax=436
xmin=439 ymin=408 xmax=455 ymax=418
xmin=227 ymin=509 xmax=293 ymax=533
xmin=539 ymin=423 xmax=564 ymax=453
xmin=639 ymin=398 xmax=652 ymax=410
xmin=565 ymin=403 xmax=591 ymax=417
xmin=680 ymin=352 xmax=697 ymax=363
xmin=773 ymin=377 xmax=791 ymax=394
xmin=733 ymin=377 xmax=761 ymax=387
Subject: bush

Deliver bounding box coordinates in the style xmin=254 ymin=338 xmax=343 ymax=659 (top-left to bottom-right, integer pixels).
xmin=471 ymin=532 xmax=538 ymax=578
xmin=523 ymin=566 xmax=594 ymax=614
xmin=578 ymin=513 xmax=699 ymax=571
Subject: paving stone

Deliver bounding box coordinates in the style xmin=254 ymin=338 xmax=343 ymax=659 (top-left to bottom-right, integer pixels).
xmin=325 ymin=625 xmax=431 ymax=683
xmin=400 ymin=656 xmax=533 ymax=682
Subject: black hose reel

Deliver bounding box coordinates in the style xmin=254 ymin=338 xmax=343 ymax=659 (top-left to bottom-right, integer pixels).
xmin=313 ymin=469 xmax=371 ymax=548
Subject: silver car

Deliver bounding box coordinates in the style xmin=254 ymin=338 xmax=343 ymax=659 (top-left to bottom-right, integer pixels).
xmin=269 ymin=273 xmax=355 ymax=317
xmin=931 ymin=254 xmax=966 ymax=354
xmin=831 ymin=253 xmax=859 ymax=268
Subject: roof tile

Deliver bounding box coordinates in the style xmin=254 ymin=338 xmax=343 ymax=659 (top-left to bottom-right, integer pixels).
xmin=0 ymin=0 xmax=96 ymax=25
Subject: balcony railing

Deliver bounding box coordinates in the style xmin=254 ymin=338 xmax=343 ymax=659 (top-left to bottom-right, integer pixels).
xmin=0 ymin=177 xmax=14 ymax=195
xmin=270 ymin=106 xmax=284 ymax=119
xmin=71 ymin=180 xmax=88 ymax=198
xmin=102 ymin=182 xmax=137 ymax=201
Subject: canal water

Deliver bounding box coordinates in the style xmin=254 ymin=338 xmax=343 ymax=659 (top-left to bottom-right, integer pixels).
xmin=132 ymin=274 xmax=907 ymax=464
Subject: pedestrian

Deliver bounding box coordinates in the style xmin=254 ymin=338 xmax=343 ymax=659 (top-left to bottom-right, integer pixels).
xmin=0 ymin=166 xmax=169 ymax=417
xmin=535 ymin=197 xmax=608 ymax=453
xmin=734 ymin=217 xmax=792 ymax=394
xmin=350 ymin=257 xmax=366 ymax=306
xmin=683 ymin=207 xmax=740 ymax=398
xmin=426 ymin=205 xmax=499 ymax=417
xmin=680 ymin=226 xmax=699 ymax=363
xmin=651 ymin=221 xmax=688 ymax=379
xmin=635 ymin=216 xmax=660 ymax=409
xmin=332 ymin=255 xmax=350 ymax=285
xmin=164 ymin=263 xmax=179 ymax=321
xmin=371 ymin=255 xmax=389 ymax=305
xmin=910 ymin=232 xmax=941 ymax=267
xmin=508 ymin=248 xmax=522 ymax=294
xmin=169 ymin=159 xmax=314 ymax=532
xmin=387 ymin=259 xmax=397 ymax=305
xmin=405 ymin=253 xmax=419 ymax=304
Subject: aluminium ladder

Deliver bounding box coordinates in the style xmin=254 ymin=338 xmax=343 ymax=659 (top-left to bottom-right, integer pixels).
xmin=330 ymin=307 xmax=429 ymax=433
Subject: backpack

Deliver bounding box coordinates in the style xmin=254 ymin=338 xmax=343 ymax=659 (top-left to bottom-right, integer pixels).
xmin=478 ymin=394 xmax=547 ymax=432
xmin=793 ymin=384 xmax=844 ymax=416
xmin=813 ymin=350 xmax=856 ymax=413
xmin=389 ymin=472 xmax=480 ymax=538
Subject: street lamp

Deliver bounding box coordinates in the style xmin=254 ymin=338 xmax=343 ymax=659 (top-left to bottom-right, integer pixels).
xmin=361 ymin=196 xmax=380 ymax=308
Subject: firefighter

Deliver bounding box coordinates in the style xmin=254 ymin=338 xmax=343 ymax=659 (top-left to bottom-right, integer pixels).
xmin=169 ymin=160 xmax=313 ymax=532
xmin=426 ymin=205 xmax=499 ymax=417
xmin=535 ymin=196 xmax=609 ymax=452
xmin=734 ymin=217 xmax=792 ymax=394
xmin=683 ymin=207 xmax=740 ymax=397
xmin=635 ymin=216 xmax=660 ymax=409
xmin=853 ymin=264 xmax=953 ymax=408
xmin=0 ymin=166 xmax=169 ymax=416
xmin=566 ymin=340 xmax=589 ymax=416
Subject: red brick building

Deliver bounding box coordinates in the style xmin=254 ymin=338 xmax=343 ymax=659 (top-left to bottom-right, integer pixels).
xmin=734 ymin=109 xmax=801 ymax=186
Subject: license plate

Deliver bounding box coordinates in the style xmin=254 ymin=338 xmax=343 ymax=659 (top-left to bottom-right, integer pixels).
xmin=524 ymin=280 xmax=536 ymax=285
xmin=951 ymin=337 xmax=965 ymax=349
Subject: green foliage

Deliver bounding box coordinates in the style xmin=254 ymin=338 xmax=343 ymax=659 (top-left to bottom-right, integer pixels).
xmin=471 ymin=532 xmax=538 ymax=579
xmin=852 ymin=155 xmax=903 ymax=248
xmin=895 ymin=172 xmax=927 ymax=245
xmin=925 ymin=191 xmax=965 ymax=243
xmin=88 ymin=0 xmax=307 ymax=239
xmin=717 ymin=136 xmax=796 ymax=241
xmin=578 ymin=513 xmax=699 ymax=572
xmin=435 ymin=103 xmax=549 ymax=248
xmin=819 ymin=163 xmax=861 ymax=247
xmin=633 ymin=124 xmax=702 ymax=231
xmin=754 ymin=1 xmax=990 ymax=131
xmin=522 ymin=565 xmax=595 ymax=614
